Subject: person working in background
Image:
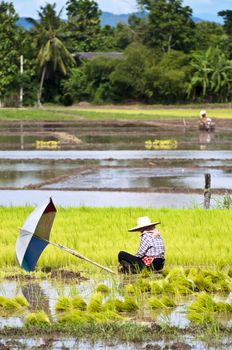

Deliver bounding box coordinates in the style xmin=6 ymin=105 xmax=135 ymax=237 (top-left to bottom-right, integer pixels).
xmin=199 ymin=110 xmax=211 ymax=125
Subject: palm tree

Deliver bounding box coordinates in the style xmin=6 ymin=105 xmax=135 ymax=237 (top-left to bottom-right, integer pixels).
xmin=27 ymin=3 xmax=75 ymax=106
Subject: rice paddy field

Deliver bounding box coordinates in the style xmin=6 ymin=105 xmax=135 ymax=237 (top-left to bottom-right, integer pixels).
xmin=1 ymin=206 xmax=231 ymax=272
xmin=1 ymin=206 xmax=232 ymax=348
xmin=0 ymin=106 xmax=232 ymax=120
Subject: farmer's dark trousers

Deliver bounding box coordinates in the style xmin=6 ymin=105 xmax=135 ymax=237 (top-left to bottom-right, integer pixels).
xmin=118 ymin=251 xmax=165 ymax=273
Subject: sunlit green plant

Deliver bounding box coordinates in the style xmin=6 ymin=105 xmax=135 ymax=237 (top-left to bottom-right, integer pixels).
xmin=95 ymin=284 xmax=111 ymax=294
xmin=25 ymin=310 xmax=50 ymax=327
xmin=72 ymin=296 xmax=87 ymax=311
xmin=87 ymin=293 xmax=103 ymax=313
xmin=55 ymin=297 xmax=72 ymax=312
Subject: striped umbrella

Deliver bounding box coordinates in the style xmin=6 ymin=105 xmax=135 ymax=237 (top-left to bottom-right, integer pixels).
xmin=16 ymin=197 xmax=115 ymax=274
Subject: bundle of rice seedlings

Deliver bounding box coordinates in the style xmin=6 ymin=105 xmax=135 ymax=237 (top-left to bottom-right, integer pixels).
xmin=161 ymin=295 xmax=176 ymax=308
xmin=187 ymin=309 xmax=215 ymax=325
xmin=135 ymin=279 xmax=151 ymax=293
xmin=187 ymin=293 xmax=217 ymax=325
xmin=0 ymin=296 xmax=22 ymax=310
xmin=109 ymin=297 xmax=139 ymax=313
xmin=103 ymin=310 xmax=123 ymax=321
xmin=88 ymin=311 xmax=122 ymax=324
xmin=124 ymin=284 xmax=135 ymax=294
xmin=95 ymin=284 xmax=111 ymax=294
xmin=161 ymin=281 xmax=176 ymax=295
xmin=25 ymin=310 xmax=50 ymax=327
xmin=122 ymin=297 xmax=139 ymax=312
xmin=87 ymin=293 xmax=103 ymax=313
xmin=166 ymin=268 xmax=193 ymax=294
xmin=14 ymin=296 xmax=29 ymax=308
xmin=192 ymin=275 xmax=214 ymax=293
xmin=103 ymin=298 xmax=117 ymax=312
xmin=186 ymin=268 xmax=199 ymax=280
xmin=57 ymin=311 xmax=87 ymax=326
xmin=215 ymin=301 xmax=232 ymax=313
xmin=188 ymin=293 xmax=217 ymax=313
xmin=72 ymin=296 xmax=87 ymax=311
xmin=201 ymin=270 xmax=231 ymax=292
xmin=114 ymin=299 xmax=125 ymax=313
xmin=55 ymin=297 xmax=72 ymax=312
xmin=148 ymin=296 xmax=166 ymax=309
xmin=150 ymin=281 xmax=163 ymax=295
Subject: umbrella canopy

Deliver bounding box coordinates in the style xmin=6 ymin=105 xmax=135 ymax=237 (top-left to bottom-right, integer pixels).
xmin=16 ymin=197 xmax=56 ymax=272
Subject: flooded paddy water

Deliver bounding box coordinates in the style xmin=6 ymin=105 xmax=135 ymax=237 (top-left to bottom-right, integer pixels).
xmin=0 ymin=274 xmax=232 ymax=350
xmin=0 ymin=119 xmax=231 ymax=207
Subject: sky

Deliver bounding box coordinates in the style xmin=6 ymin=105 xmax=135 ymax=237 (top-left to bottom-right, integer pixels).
xmin=11 ymin=0 xmax=232 ymax=22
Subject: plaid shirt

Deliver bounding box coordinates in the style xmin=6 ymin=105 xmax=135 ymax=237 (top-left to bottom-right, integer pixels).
xmin=135 ymin=233 xmax=165 ymax=260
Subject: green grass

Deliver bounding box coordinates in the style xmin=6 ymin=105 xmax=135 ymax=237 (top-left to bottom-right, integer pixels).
xmin=0 ymin=106 xmax=232 ymax=120
xmin=69 ymin=108 xmax=232 ymax=120
xmin=1 ymin=206 xmax=232 ymax=273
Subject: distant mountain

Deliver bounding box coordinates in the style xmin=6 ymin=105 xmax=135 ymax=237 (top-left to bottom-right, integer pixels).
xmin=100 ymin=11 xmax=145 ymax=26
xmin=17 ymin=12 xmax=205 ymax=30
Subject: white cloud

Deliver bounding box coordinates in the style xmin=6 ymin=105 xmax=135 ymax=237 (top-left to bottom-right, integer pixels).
xmin=97 ymin=0 xmax=138 ymax=14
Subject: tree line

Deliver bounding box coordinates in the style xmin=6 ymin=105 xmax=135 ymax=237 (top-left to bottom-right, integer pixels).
xmin=1 ymin=0 xmax=232 ymax=106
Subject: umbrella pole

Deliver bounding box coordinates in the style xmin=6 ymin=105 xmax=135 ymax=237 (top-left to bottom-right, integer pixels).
xmin=39 ymin=237 xmax=116 ymax=275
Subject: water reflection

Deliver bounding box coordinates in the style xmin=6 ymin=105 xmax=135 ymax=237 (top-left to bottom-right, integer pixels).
xmin=21 ymin=283 xmax=50 ymax=314
xmin=0 ymin=190 xmax=222 ymax=208
xmin=199 ymin=130 xmax=214 ymax=150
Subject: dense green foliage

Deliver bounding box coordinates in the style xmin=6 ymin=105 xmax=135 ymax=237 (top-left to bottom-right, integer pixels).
xmin=0 ymin=2 xmax=21 ymax=106
xmin=1 ymin=0 xmax=232 ymax=106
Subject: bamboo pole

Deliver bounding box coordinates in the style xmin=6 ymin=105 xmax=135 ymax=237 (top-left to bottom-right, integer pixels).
xmin=204 ymin=173 xmax=211 ymax=209
xmin=41 ymin=237 xmax=116 ymax=275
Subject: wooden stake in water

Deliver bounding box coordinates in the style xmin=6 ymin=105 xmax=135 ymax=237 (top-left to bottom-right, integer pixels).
xmin=204 ymin=173 xmax=211 ymax=209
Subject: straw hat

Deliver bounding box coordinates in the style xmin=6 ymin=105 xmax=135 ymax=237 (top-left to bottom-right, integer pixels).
xmin=128 ymin=216 xmax=160 ymax=232
xmin=200 ymin=110 xmax=206 ymax=117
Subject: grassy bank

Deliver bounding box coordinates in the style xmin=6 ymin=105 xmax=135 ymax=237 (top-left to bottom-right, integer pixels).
xmin=0 ymin=106 xmax=232 ymax=121
xmin=0 ymin=207 xmax=231 ymax=273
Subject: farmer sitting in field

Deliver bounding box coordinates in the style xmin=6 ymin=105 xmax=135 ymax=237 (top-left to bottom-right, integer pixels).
xmin=118 ymin=216 xmax=165 ymax=273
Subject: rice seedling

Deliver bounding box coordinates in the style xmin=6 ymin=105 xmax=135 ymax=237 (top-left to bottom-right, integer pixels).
xmin=124 ymin=284 xmax=135 ymax=294
xmin=215 ymin=301 xmax=232 ymax=313
xmin=161 ymin=281 xmax=176 ymax=295
xmin=148 ymin=297 xmax=166 ymax=310
xmin=122 ymin=297 xmax=139 ymax=312
xmin=95 ymin=284 xmax=111 ymax=294
xmin=160 ymin=296 xmax=176 ymax=308
xmin=87 ymin=293 xmax=103 ymax=313
xmin=24 ymin=310 xmax=50 ymax=327
xmin=14 ymin=296 xmax=30 ymax=308
xmin=189 ymin=292 xmax=217 ymax=313
xmin=55 ymin=296 xmax=72 ymax=312
xmin=104 ymin=296 xmax=139 ymax=313
xmin=103 ymin=298 xmax=118 ymax=312
xmin=192 ymin=275 xmax=215 ymax=293
xmin=135 ymin=279 xmax=151 ymax=293
xmin=0 ymin=296 xmax=23 ymax=310
xmin=150 ymin=281 xmax=163 ymax=295
xmin=57 ymin=311 xmax=87 ymax=326
xmin=187 ymin=292 xmax=232 ymax=326
xmin=166 ymin=267 xmax=193 ymax=295
xmin=72 ymin=296 xmax=87 ymax=311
